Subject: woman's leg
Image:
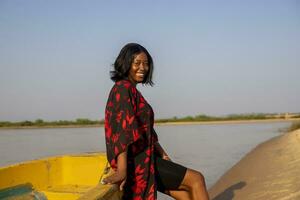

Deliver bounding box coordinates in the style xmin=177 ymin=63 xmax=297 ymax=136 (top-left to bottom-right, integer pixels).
xmin=155 ymin=156 xmax=209 ymax=199
xmin=167 ymin=168 xmax=209 ymax=200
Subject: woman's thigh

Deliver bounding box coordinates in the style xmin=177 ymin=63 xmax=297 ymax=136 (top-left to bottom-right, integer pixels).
xmin=155 ymin=156 xmax=188 ymax=192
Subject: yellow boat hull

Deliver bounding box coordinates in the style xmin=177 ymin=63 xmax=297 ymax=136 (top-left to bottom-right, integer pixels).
xmin=0 ymin=152 xmax=122 ymax=200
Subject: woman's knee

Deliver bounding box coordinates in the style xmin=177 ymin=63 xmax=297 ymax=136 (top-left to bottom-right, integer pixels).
xmin=185 ymin=169 xmax=206 ymax=189
xmin=193 ymin=171 xmax=206 ymax=188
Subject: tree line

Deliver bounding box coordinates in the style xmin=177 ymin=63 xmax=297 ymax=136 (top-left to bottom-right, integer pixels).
xmin=0 ymin=118 xmax=103 ymax=128
xmin=1 ymin=113 xmax=299 ymax=128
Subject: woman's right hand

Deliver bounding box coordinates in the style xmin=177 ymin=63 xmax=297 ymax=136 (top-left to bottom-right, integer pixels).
xmin=102 ymin=170 xmax=126 ymax=184
xmin=102 ymin=151 xmax=127 ymax=191
xmin=102 ymin=170 xmax=127 ymax=191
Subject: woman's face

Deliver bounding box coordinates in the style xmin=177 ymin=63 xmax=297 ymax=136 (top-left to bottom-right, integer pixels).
xmin=128 ymin=52 xmax=149 ymax=85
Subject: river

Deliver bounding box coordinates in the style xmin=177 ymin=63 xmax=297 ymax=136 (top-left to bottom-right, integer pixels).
xmin=0 ymin=121 xmax=290 ymax=199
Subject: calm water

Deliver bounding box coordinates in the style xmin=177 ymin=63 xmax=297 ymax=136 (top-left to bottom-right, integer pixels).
xmin=0 ymin=122 xmax=290 ymax=199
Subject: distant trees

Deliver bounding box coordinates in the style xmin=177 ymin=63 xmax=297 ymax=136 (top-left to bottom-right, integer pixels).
xmin=155 ymin=113 xmax=298 ymax=123
xmin=35 ymin=119 xmax=44 ymax=124
xmin=0 ymin=113 xmax=299 ymax=128
xmin=75 ymin=118 xmax=97 ymax=125
xmin=0 ymin=118 xmax=103 ymax=128
xmin=0 ymin=121 xmax=12 ymax=127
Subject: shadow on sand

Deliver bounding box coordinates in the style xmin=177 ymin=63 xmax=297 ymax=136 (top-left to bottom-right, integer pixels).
xmin=212 ymin=181 xmax=246 ymax=200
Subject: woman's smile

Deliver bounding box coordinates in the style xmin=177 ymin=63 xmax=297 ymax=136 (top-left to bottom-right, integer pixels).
xmin=136 ymin=72 xmax=145 ymax=77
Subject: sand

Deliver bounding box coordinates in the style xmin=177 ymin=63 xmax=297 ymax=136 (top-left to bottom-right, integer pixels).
xmin=209 ymin=129 xmax=300 ymax=200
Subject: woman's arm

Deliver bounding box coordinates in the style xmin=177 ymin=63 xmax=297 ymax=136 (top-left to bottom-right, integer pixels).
xmin=154 ymin=142 xmax=171 ymax=161
xmin=102 ymin=150 xmax=127 ymax=188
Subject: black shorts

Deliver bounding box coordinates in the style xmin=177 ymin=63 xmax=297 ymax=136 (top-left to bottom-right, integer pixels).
xmin=155 ymin=156 xmax=187 ymax=193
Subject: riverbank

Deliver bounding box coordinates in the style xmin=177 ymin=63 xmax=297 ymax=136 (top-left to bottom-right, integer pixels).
xmin=0 ymin=118 xmax=299 ymax=130
xmin=209 ymin=128 xmax=300 ymax=200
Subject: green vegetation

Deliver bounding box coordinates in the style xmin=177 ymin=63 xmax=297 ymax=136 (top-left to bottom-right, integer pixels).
xmin=156 ymin=113 xmax=276 ymax=123
xmin=0 ymin=113 xmax=299 ymax=129
xmin=0 ymin=118 xmax=103 ymax=128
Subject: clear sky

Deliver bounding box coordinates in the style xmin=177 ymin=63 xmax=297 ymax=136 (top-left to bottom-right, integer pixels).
xmin=0 ymin=0 xmax=299 ymax=122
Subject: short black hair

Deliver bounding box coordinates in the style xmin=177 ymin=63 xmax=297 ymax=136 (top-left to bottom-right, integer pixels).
xmin=110 ymin=43 xmax=154 ymax=86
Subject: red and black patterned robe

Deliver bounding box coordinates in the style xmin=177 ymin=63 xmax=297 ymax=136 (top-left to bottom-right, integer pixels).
xmin=104 ymin=79 xmax=158 ymax=200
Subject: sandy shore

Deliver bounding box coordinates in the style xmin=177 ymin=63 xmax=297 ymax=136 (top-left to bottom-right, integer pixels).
xmin=209 ymin=129 xmax=300 ymax=200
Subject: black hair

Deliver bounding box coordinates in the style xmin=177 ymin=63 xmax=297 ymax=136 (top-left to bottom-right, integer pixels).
xmin=110 ymin=43 xmax=154 ymax=86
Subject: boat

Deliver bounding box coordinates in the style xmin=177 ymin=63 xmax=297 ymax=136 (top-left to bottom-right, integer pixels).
xmin=0 ymin=152 xmax=122 ymax=200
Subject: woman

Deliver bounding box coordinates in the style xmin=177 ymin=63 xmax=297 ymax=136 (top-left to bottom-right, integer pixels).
xmin=102 ymin=43 xmax=209 ymax=200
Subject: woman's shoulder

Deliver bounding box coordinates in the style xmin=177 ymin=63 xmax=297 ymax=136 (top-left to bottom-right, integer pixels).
xmin=115 ymin=79 xmax=133 ymax=88
xmin=112 ymin=79 xmax=137 ymax=96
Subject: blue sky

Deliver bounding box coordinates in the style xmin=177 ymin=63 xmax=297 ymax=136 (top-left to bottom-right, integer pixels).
xmin=0 ymin=0 xmax=299 ymax=121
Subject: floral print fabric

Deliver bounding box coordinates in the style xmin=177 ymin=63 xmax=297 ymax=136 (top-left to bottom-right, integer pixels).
xmin=105 ymin=79 xmax=158 ymax=199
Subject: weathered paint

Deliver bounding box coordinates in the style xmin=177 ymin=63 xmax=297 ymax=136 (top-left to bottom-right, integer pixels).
xmin=0 ymin=153 xmax=121 ymax=200
xmin=0 ymin=183 xmax=47 ymax=200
